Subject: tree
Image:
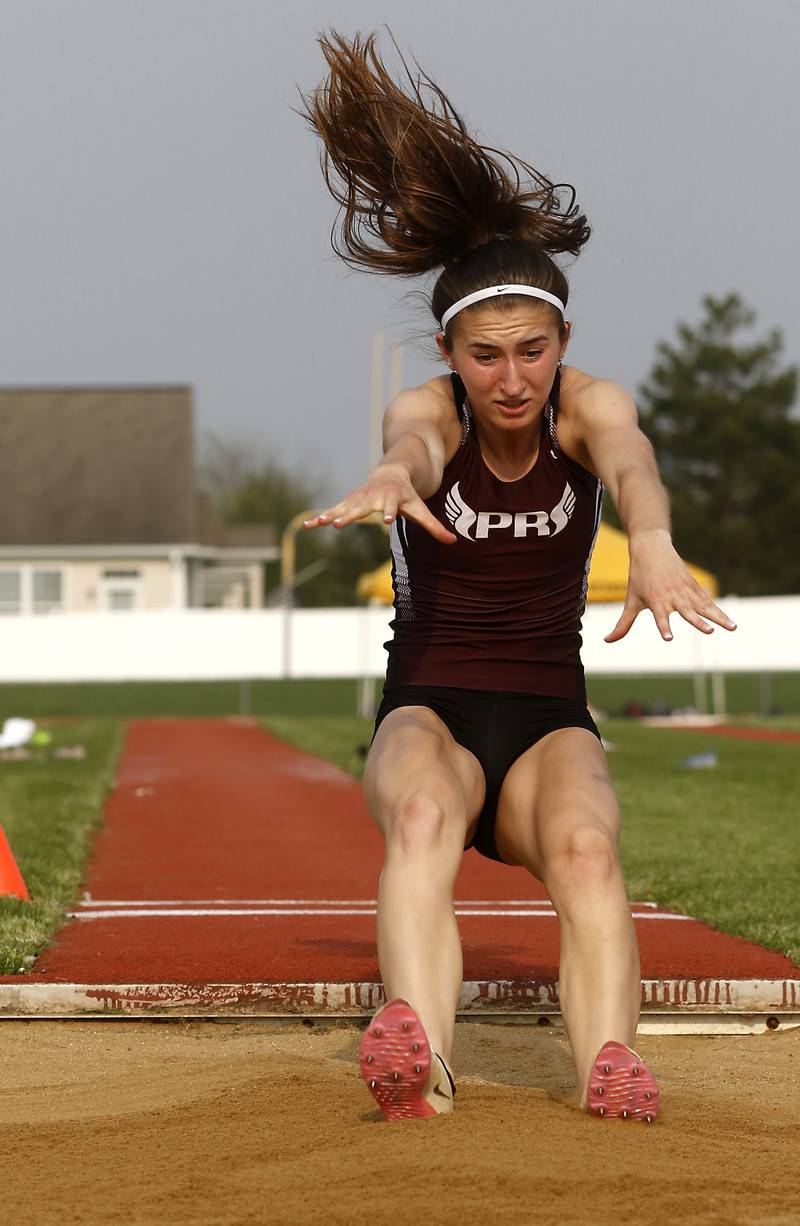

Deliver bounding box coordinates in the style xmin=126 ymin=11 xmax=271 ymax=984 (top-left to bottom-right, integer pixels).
xmin=298 ymin=517 xmax=388 ymax=608
xmin=196 ymin=433 xmax=389 ymax=606
xmin=637 ymin=293 xmax=800 ymax=595
xmin=198 ymin=432 xmax=321 ymax=536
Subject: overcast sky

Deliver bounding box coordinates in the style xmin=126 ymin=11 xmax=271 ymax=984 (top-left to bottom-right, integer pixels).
xmin=1 ymin=0 xmax=797 ymax=504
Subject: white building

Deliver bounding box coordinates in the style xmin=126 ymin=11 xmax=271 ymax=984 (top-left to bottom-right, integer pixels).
xmin=0 ymin=385 xmax=278 ymax=614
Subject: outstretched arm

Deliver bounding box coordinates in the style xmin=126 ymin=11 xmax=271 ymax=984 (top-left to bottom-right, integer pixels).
xmin=303 ymin=384 xmax=457 ymax=545
xmin=571 ymin=380 xmax=736 ymax=643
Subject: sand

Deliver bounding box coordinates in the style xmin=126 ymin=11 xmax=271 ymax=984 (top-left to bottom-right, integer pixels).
xmin=1 ymin=1019 xmax=798 ymax=1226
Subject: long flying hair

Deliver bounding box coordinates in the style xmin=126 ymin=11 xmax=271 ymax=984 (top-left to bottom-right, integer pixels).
xmin=299 ymin=30 xmax=591 ymax=340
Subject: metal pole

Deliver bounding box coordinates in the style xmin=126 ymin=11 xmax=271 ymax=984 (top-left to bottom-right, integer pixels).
xmin=280 ymin=509 xmax=319 ymax=593
xmin=357 ymin=598 xmax=379 ymax=719
xmin=370 ymin=332 xmax=385 ymax=472
xmin=389 ymin=341 xmax=404 ymax=401
xmin=357 ymin=597 xmax=383 ymax=719
xmin=282 ymin=602 xmax=291 ymax=681
xmin=693 ymin=671 xmax=708 ymax=716
xmin=280 ymin=508 xmax=317 ymax=680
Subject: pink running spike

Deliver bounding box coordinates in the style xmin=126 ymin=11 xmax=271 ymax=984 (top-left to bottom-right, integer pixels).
xmin=587 ymin=1041 xmax=660 ymax=1123
xmin=359 ymin=999 xmax=437 ymax=1121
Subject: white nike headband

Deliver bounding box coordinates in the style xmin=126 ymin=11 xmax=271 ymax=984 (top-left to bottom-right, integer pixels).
xmin=440 ymin=284 xmax=566 ymax=332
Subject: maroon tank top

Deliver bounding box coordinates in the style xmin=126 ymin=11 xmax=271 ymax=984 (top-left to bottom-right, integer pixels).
xmin=384 ymin=370 xmax=603 ymax=700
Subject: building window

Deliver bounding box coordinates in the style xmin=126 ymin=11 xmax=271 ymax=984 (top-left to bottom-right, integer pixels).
xmin=0 ymin=568 xmax=64 ymax=613
xmin=108 ymin=589 xmax=137 ymax=610
xmin=33 ymin=570 xmax=63 ymax=613
xmin=0 ymin=571 xmax=21 ymax=614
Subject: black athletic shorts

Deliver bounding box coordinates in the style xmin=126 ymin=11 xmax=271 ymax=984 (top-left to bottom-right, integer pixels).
xmin=371 ymin=685 xmax=602 ymax=864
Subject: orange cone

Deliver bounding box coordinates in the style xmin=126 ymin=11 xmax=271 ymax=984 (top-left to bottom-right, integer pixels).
xmin=0 ymin=824 xmax=30 ymax=901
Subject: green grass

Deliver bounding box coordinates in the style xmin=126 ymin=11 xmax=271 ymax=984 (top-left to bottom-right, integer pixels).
xmin=733 ymin=716 xmax=800 ymax=733
xmin=0 ymin=679 xmax=362 ymax=719
xmin=603 ymin=720 xmax=800 ymax=966
xmin=0 ymin=720 xmax=124 ymax=975
xmin=259 ymin=713 xmax=800 ymax=968
xmin=261 ymin=716 xmax=374 ymax=779
xmin=586 ymin=672 xmax=800 ymax=718
xmin=2 ymin=672 xmax=800 ymax=720
xmin=1 ymin=679 xmax=798 ymax=975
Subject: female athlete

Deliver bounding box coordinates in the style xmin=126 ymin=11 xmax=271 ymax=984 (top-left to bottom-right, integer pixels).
xmin=301 ymin=31 xmax=736 ymax=1124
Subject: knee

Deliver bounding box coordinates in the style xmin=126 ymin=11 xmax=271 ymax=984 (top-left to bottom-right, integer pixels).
xmin=544 ymin=823 xmax=619 ymax=893
xmin=386 ymin=794 xmax=453 ymax=859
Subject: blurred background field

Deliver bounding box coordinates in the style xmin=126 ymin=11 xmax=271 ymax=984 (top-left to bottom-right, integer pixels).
xmin=1 ymin=672 xmax=799 ymax=719
xmin=1 ymin=678 xmax=797 ymax=976
xmin=1 ymin=11 xmax=798 ymax=1217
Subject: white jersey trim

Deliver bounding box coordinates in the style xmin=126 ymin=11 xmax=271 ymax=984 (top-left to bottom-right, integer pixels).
xmin=578 ymin=479 xmax=604 ymax=620
xmin=389 ymin=515 xmax=415 ymax=621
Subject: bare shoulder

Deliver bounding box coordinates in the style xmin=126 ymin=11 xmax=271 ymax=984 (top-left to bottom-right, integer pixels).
xmin=384 ymin=373 xmax=461 ymax=459
xmin=560 ymin=366 xmax=638 ymax=420
xmin=557 ymin=366 xmax=639 ymax=467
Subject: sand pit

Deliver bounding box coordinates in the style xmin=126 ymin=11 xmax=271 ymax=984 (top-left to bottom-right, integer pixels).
xmin=0 ymin=1020 xmax=798 ymax=1225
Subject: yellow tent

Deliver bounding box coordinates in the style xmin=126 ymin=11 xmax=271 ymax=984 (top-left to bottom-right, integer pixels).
xmin=356 ymin=520 xmax=718 ymax=604
xmin=582 ymin=521 xmax=718 ymax=601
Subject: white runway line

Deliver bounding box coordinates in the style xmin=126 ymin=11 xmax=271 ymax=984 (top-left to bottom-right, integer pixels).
xmin=77 ymin=897 xmax=661 ymax=908
xmin=69 ymin=907 xmax=693 ymax=921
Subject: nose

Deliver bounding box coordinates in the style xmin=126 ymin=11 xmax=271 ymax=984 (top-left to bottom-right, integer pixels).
xmin=499 ymin=359 xmax=525 ymax=397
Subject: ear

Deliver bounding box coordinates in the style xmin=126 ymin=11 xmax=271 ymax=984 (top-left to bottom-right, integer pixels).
xmin=434 ymin=331 xmax=451 ymax=364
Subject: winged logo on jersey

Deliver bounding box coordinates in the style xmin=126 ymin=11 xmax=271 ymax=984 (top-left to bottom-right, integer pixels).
xmin=444 ymin=479 xmax=576 ymax=540
xmin=444 ymin=482 xmax=477 ymax=541
xmin=549 ymin=482 xmax=576 ymax=536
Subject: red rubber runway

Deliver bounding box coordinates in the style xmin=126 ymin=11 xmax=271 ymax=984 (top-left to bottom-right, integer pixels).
xmin=673 ymin=724 xmax=800 ymax=745
xmin=1 ymin=719 xmax=798 ymax=1016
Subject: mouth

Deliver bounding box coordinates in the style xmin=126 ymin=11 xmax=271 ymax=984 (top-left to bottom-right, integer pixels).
xmin=496 ymin=399 xmax=529 ymax=415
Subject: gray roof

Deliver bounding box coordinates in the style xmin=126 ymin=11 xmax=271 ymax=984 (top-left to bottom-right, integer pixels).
xmin=0 ymin=386 xmax=275 ymax=549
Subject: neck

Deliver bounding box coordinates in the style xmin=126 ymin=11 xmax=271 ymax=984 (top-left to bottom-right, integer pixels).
xmin=472 ymin=401 xmax=547 ymax=478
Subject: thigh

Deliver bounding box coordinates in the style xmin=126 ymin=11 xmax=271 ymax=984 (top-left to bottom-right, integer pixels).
xmin=493 ymin=727 xmax=619 ymax=876
xmin=364 ymin=705 xmax=486 ymax=845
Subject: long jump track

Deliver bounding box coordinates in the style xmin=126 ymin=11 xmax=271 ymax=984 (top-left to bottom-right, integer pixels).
xmin=1 ymin=718 xmax=798 ymax=1026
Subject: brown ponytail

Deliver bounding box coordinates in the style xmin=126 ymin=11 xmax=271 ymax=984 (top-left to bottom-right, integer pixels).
xmin=299 ymin=30 xmax=590 ymax=335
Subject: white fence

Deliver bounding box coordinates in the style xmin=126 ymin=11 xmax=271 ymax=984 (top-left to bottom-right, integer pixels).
xmin=0 ymin=595 xmax=797 ymax=683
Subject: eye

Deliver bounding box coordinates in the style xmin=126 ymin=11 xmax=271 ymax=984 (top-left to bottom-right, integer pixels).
xmin=474 ymin=354 xmax=495 ymax=364
xmin=525 ymin=349 xmax=544 ymax=359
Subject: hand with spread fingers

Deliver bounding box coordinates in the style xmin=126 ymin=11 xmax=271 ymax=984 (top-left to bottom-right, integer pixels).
xmin=303 ymin=461 xmax=457 ymax=546
xmin=604 ymin=528 xmax=737 ymax=644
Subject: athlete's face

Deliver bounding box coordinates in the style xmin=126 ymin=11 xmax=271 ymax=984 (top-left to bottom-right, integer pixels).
xmin=436 ymin=304 xmax=569 ymax=428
